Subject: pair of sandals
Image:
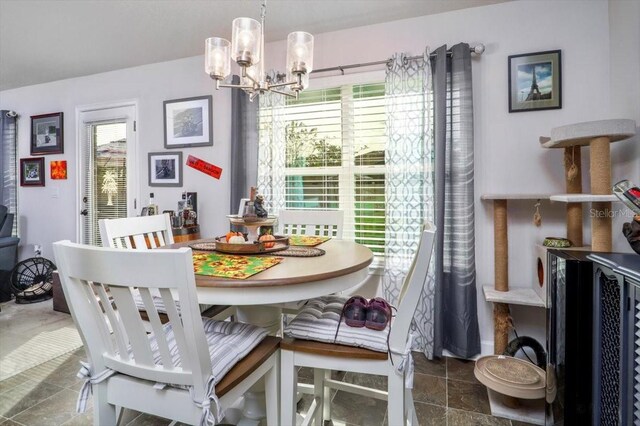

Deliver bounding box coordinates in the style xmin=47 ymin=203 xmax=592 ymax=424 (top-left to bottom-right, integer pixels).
xmin=341 ymin=296 xmax=393 ymax=331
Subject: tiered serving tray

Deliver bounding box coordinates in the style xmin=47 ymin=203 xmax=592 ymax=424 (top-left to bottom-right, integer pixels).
xmin=191 ymin=235 xmax=289 ymax=255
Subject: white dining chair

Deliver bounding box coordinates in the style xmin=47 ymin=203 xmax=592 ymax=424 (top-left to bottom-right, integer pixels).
xmin=277 ymin=209 xmax=344 ymax=238
xmin=280 ymin=223 xmax=436 ymax=426
xmin=53 ymin=241 xmax=280 ymax=426
xmin=99 ymin=214 xmax=234 ymax=321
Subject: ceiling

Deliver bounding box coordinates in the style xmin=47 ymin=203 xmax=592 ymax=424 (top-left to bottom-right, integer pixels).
xmin=0 ymin=0 xmax=508 ymax=91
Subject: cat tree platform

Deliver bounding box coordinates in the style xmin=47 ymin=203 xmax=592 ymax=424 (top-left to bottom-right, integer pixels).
xmin=540 ymin=119 xmax=636 ymax=252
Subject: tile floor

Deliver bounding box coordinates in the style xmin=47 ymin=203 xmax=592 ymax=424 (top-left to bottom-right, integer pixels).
xmin=0 ymin=301 xmax=535 ymax=426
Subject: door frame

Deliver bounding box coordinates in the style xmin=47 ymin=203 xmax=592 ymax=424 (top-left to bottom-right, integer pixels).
xmin=75 ymin=99 xmax=139 ymax=243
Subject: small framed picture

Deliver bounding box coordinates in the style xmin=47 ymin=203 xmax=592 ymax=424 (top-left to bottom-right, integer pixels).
xmin=20 ymin=158 xmax=45 ymax=186
xmin=50 ymin=160 xmax=67 ymax=179
xmin=31 ymin=112 xmax=64 ymax=155
xmin=238 ymin=198 xmax=250 ymax=217
xmin=163 ymin=95 xmax=213 ymax=148
xmin=149 ymin=151 xmax=182 ymax=187
xmin=508 ymin=50 xmax=561 ymax=113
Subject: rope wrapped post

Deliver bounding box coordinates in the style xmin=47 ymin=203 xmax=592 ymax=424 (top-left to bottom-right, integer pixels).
xmin=493 ymin=199 xmax=510 ymax=354
xmin=590 ymin=137 xmax=612 ymax=251
xmin=564 ymin=146 xmax=583 ymax=247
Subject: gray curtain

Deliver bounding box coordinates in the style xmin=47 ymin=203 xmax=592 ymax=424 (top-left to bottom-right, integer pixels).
xmin=1 ymin=111 xmax=17 ymax=232
xmin=229 ymin=76 xmax=259 ymax=214
xmin=432 ymin=44 xmax=480 ymax=358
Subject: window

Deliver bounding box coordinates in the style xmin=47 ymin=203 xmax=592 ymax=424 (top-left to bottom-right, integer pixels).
xmin=261 ymin=81 xmax=387 ymax=256
xmin=1 ymin=111 xmax=18 ymax=235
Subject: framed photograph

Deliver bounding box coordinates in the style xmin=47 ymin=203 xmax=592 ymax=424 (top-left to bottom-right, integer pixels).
xmin=163 ymin=95 xmax=213 ymax=148
xmin=508 ymin=50 xmax=561 ymax=113
xmin=50 ymin=160 xmax=67 ymax=179
xmin=20 ymin=158 xmax=45 ymax=186
xmin=237 ymin=198 xmax=250 ymax=217
xmin=149 ymin=151 xmax=183 ymax=187
xmin=31 ymin=112 xmax=63 ymax=155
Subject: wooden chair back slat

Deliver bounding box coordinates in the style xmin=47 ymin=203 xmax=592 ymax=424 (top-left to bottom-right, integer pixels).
xmin=99 ymin=214 xmax=174 ymax=250
xmin=138 ymin=288 xmax=174 ymax=369
xmin=159 ymin=288 xmax=191 ymax=371
xmin=278 ymin=210 xmax=344 ymax=239
xmin=94 ymin=283 xmax=131 ymax=361
xmin=388 ymin=223 xmax=436 ymax=353
xmin=109 ymin=286 xmax=156 ymax=366
xmin=53 ymin=241 xmax=211 ymax=396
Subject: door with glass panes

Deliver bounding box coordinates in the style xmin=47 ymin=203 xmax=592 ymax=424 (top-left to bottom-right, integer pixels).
xmin=78 ymin=105 xmax=137 ymax=246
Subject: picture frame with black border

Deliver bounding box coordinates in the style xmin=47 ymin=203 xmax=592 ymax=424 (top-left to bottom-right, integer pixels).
xmin=148 ymin=151 xmax=183 ymax=187
xmin=31 ymin=112 xmax=64 ymax=155
xmin=20 ymin=157 xmax=45 ymax=186
xmin=508 ymin=50 xmax=562 ymax=113
xmin=163 ymin=95 xmax=213 ymax=148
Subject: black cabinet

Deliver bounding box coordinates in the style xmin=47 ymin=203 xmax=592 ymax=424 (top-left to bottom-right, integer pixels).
xmin=589 ymin=253 xmax=640 ymax=426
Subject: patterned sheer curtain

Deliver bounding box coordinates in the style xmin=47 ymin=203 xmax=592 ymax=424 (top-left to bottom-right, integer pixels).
xmin=1 ymin=110 xmax=18 ymax=234
xmin=383 ymin=52 xmax=436 ymax=357
xmin=257 ymin=89 xmax=286 ymax=214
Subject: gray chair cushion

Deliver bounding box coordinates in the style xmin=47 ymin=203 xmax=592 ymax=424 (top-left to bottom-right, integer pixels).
xmin=284 ymin=295 xmax=389 ymax=353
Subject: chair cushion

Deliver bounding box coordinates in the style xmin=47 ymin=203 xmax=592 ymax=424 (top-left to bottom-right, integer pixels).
xmin=148 ymin=317 xmax=268 ymax=387
xmin=284 ymin=295 xmax=389 ymax=353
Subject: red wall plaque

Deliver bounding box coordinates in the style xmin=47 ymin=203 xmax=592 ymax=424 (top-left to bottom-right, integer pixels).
xmin=186 ymin=155 xmax=222 ymax=180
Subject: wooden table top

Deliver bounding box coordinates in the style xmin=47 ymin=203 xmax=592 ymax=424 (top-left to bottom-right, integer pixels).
xmin=167 ymin=238 xmax=373 ymax=288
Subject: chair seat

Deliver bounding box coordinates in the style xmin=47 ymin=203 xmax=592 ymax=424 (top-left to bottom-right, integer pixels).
xmin=146 ymin=317 xmax=269 ymax=388
xmin=284 ymin=295 xmax=390 ymax=353
xmin=281 ymin=337 xmax=387 ymax=360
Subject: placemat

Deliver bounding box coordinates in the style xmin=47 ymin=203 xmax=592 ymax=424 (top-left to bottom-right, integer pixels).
xmin=276 ymin=246 xmax=326 ymax=257
xmin=192 ymin=252 xmax=283 ymax=279
xmin=289 ymin=235 xmax=331 ymax=247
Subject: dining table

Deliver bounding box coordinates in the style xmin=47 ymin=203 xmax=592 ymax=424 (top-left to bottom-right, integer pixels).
xmin=166 ymin=237 xmax=374 ymax=424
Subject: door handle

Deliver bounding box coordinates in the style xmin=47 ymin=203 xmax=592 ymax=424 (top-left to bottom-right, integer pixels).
xmin=80 ymin=209 xmax=88 ymax=216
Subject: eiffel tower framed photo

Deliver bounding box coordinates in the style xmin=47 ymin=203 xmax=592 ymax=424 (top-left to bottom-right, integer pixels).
xmin=509 ymin=50 xmax=562 ymax=112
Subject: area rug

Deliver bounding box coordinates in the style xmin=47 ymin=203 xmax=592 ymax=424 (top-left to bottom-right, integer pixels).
xmin=0 ymin=324 xmax=83 ymax=381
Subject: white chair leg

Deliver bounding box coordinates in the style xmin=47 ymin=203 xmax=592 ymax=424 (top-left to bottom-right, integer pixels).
xmin=322 ymin=370 xmax=331 ymax=422
xmin=387 ymin=371 xmax=405 ymax=426
xmin=280 ymin=350 xmax=298 ymax=426
xmin=93 ymin=384 xmax=117 ymax=426
xmin=405 ymin=387 xmax=418 ymax=426
xmin=265 ymin=352 xmax=280 ymax=426
xmin=313 ymin=369 xmax=326 ymax=426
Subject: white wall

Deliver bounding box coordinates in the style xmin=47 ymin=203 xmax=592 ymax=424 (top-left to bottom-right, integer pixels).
xmin=1 ymin=0 xmax=637 ymax=355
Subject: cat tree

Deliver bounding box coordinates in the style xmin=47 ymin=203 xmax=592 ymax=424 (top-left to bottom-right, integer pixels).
xmin=540 ymin=119 xmax=636 ymax=251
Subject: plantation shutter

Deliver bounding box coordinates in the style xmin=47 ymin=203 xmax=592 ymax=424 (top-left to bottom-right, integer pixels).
xmin=1 ymin=111 xmax=18 ymax=235
xmin=280 ymin=82 xmax=387 ymax=256
xmin=82 ymin=121 xmax=128 ymax=246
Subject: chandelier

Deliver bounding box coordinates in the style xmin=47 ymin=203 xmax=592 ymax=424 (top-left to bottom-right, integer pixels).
xmin=204 ymin=0 xmax=314 ymax=101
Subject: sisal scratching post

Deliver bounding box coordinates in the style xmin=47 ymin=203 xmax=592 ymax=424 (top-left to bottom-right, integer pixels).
xmin=493 ymin=199 xmax=510 ymax=354
xmin=494 ymin=303 xmax=510 ymax=354
xmin=591 ymin=137 xmax=612 ymax=251
xmin=564 ymin=147 xmax=583 ymax=246
xmin=494 ymin=200 xmax=508 ymax=291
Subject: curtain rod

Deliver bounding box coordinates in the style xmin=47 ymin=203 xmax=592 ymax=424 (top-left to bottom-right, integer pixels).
xmin=311 ymin=44 xmax=485 ymax=75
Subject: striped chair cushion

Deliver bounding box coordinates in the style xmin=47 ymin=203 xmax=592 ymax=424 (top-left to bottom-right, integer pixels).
xmin=284 ymin=295 xmax=389 ymax=353
xmin=147 ymin=317 xmax=268 ymax=386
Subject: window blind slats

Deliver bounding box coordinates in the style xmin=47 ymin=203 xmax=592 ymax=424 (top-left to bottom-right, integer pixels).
xmin=275 ymin=82 xmax=387 ymax=254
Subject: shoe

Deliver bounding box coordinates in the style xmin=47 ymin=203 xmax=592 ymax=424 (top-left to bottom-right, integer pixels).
xmin=342 ymin=296 xmax=368 ymax=328
xmin=365 ymin=297 xmax=392 ymax=331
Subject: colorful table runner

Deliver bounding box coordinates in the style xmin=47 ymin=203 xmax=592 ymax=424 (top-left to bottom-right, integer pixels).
xmin=192 ymin=252 xmax=283 ymax=279
xmin=289 ymin=235 xmax=331 ymax=247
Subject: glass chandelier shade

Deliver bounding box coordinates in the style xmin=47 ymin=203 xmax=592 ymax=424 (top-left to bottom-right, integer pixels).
xmin=231 ymin=17 xmax=262 ymax=67
xmin=204 ymin=0 xmax=314 ymax=99
xmin=205 ymin=37 xmax=231 ymax=80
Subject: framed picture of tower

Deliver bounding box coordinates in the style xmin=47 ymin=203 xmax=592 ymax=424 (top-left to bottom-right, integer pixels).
xmin=508 ymin=50 xmax=561 ymax=112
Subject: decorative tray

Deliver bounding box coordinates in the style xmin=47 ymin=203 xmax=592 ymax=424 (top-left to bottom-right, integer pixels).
xmin=191 ymin=235 xmax=289 ymax=255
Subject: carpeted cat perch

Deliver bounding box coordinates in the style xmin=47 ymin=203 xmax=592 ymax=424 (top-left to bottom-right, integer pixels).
xmin=540 ymin=119 xmax=636 ymax=251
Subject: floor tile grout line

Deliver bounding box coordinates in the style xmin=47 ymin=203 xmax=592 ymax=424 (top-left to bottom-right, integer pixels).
xmin=5 ymin=384 xmax=70 ymax=423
